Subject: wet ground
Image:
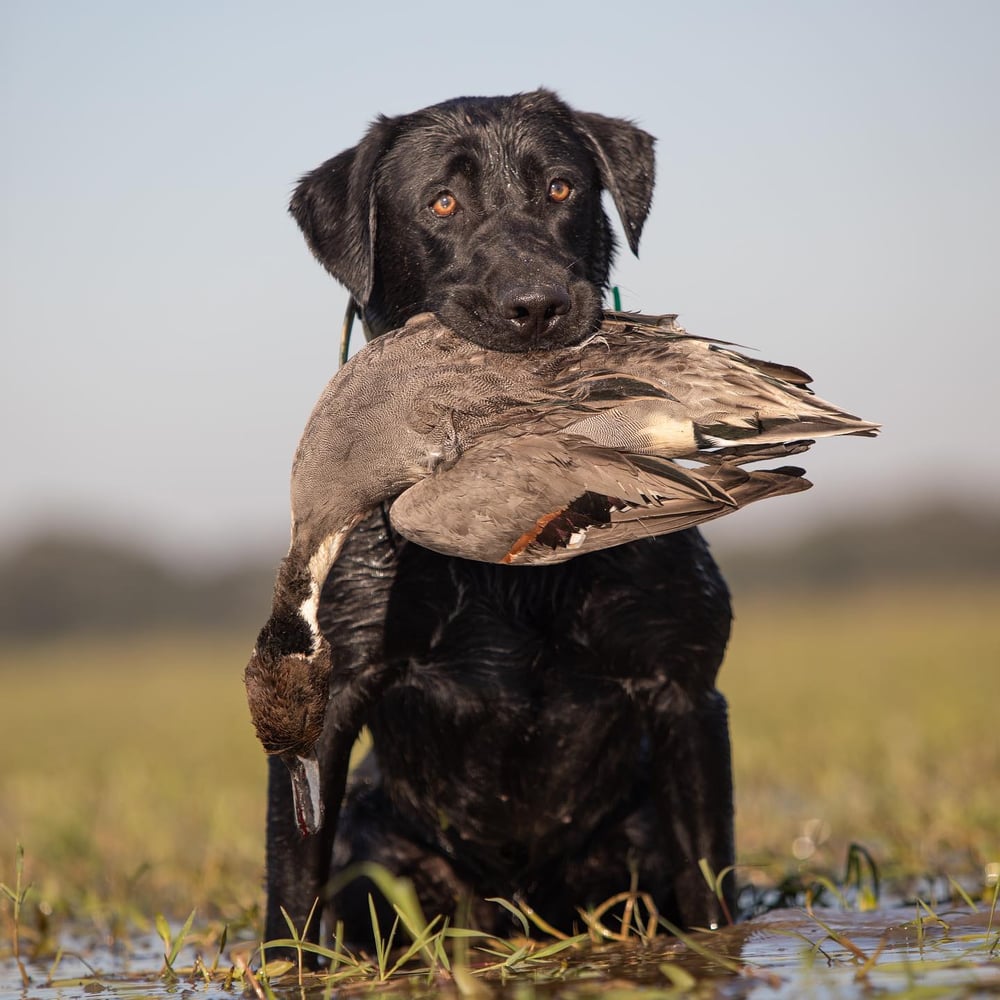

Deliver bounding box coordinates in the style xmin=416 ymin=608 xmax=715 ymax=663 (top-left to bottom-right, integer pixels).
xmin=2 ymin=906 xmax=997 ymax=999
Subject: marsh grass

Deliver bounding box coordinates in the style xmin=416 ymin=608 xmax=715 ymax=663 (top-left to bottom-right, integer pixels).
xmin=5 ymin=853 xmax=996 ymax=996
xmin=0 ymin=843 xmax=30 ymax=987
xmin=1 ymin=583 xmax=998 ymax=993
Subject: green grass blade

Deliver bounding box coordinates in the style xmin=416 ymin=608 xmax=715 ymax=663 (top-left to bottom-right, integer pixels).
xmin=167 ymin=909 xmax=196 ymax=966
xmin=485 ymin=896 xmax=530 ymax=936
xmin=523 ymin=934 xmax=589 ymax=960
xmin=154 ymin=912 xmax=171 ymax=952
xmin=368 ymin=894 xmax=387 ymax=978
xmin=325 ymin=862 xmax=429 ymax=941
xmin=658 ymin=918 xmax=745 ymax=975
xmin=260 ymin=938 xmax=360 ymax=966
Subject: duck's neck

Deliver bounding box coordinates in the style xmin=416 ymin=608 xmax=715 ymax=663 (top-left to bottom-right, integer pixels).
xmin=269 ymin=512 xmax=368 ymax=658
xmin=296 ymin=521 xmax=362 ymax=654
xmin=254 ymin=566 xmax=315 ymax=662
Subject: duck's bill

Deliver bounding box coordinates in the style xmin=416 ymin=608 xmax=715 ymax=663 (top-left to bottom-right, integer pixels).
xmin=283 ymin=751 xmax=324 ymax=836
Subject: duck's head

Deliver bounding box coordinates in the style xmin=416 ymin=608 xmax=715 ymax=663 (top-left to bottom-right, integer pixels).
xmin=244 ymin=598 xmax=333 ymax=835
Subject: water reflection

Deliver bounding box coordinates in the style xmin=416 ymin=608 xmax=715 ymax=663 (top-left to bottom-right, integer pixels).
xmin=2 ymin=906 xmax=997 ymax=999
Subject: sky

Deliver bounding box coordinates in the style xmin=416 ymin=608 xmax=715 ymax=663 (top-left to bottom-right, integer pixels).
xmin=2 ymin=1 xmax=997 ymax=567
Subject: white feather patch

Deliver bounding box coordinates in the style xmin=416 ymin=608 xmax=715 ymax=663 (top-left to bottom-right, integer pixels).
xmin=299 ymin=527 xmax=352 ymax=653
xmin=641 ymin=415 xmax=698 ymax=452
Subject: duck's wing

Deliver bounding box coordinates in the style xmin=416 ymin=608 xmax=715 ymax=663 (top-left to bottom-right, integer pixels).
xmin=687 ymin=343 xmax=880 ymax=444
xmin=545 ymin=371 xmax=877 ymax=459
xmin=600 ymin=309 xmax=682 ymax=332
xmin=388 ymin=435 xmax=810 ymax=566
xmin=533 ymin=324 xmax=879 ymax=454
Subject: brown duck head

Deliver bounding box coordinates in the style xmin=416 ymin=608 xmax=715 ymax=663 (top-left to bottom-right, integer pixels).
xmin=243 ymin=549 xmax=343 ymax=836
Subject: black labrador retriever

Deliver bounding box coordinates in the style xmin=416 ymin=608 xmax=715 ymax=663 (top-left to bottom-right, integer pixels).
xmin=267 ymin=89 xmax=735 ymax=949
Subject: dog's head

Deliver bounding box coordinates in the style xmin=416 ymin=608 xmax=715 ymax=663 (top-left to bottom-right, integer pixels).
xmin=291 ymin=90 xmax=655 ymax=351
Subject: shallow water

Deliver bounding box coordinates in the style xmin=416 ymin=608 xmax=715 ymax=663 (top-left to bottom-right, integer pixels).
xmin=2 ymin=906 xmax=997 ymax=999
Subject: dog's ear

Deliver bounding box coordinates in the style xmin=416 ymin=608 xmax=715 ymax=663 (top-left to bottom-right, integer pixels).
xmin=289 ymin=117 xmax=398 ymax=305
xmin=572 ymin=112 xmax=656 ymax=256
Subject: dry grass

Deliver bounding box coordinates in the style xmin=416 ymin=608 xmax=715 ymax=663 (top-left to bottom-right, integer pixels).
xmin=724 ymin=584 xmax=1000 ymax=887
xmin=0 ymin=633 xmax=263 ymax=921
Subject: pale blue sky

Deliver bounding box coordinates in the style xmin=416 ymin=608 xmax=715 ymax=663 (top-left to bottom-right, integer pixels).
xmin=2 ymin=1 xmax=997 ymax=565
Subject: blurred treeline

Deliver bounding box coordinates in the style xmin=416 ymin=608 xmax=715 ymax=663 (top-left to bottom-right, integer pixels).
xmin=717 ymin=502 xmax=1000 ymax=591
xmin=1 ymin=502 xmax=997 ymax=640
xmin=0 ymin=533 xmax=277 ymax=639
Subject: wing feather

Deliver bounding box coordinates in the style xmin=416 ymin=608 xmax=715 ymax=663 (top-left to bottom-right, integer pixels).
xmin=389 ymin=436 xmax=810 ymax=566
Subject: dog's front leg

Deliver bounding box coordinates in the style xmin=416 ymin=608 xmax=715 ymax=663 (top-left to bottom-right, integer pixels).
xmin=263 ymin=713 xmax=359 ymax=955
xmin=648 ymin=686 xmax=737 ymax=929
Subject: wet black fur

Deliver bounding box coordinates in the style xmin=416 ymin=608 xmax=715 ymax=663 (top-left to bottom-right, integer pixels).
xmin=269 ymin=90 xmax=736 ymax=952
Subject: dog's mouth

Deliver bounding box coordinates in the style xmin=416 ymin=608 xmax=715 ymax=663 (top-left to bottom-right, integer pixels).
xmin=436 ymin=281 xmax=602 ymax=353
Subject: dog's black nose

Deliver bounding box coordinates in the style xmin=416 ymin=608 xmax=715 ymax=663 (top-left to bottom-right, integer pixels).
xmin=499 ymin=285 xmax=572 ymax=339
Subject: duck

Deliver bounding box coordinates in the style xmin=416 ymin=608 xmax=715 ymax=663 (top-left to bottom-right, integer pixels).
xmin=244 ymin=309 xmax=879 ymax=834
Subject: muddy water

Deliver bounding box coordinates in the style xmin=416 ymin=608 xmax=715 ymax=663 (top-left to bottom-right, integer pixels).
xmin=1 ymin=907 xmax=997 ymax=999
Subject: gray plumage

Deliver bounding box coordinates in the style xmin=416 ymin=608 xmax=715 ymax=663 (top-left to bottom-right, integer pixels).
xmin=245 ymin=310 xmax=879 ymax=832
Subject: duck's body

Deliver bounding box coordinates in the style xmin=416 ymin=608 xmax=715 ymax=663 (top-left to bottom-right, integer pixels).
xmin=291 ymin=310 xmax=875 ymax=569
xmin=245 ymin=310 xmax=878 ymax=836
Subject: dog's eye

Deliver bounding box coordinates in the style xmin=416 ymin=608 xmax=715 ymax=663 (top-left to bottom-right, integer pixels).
xmin=548 ymin=179 xmax=573 ymax=203
xmin=431 ymin=192 xmax=460 ymax=217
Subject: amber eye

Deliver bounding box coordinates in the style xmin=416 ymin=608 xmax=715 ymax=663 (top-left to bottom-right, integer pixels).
xmin=431 ymin=192 xmax=459 ymax=217
xmin=548 ymin=179 xmax=573 ymax=203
